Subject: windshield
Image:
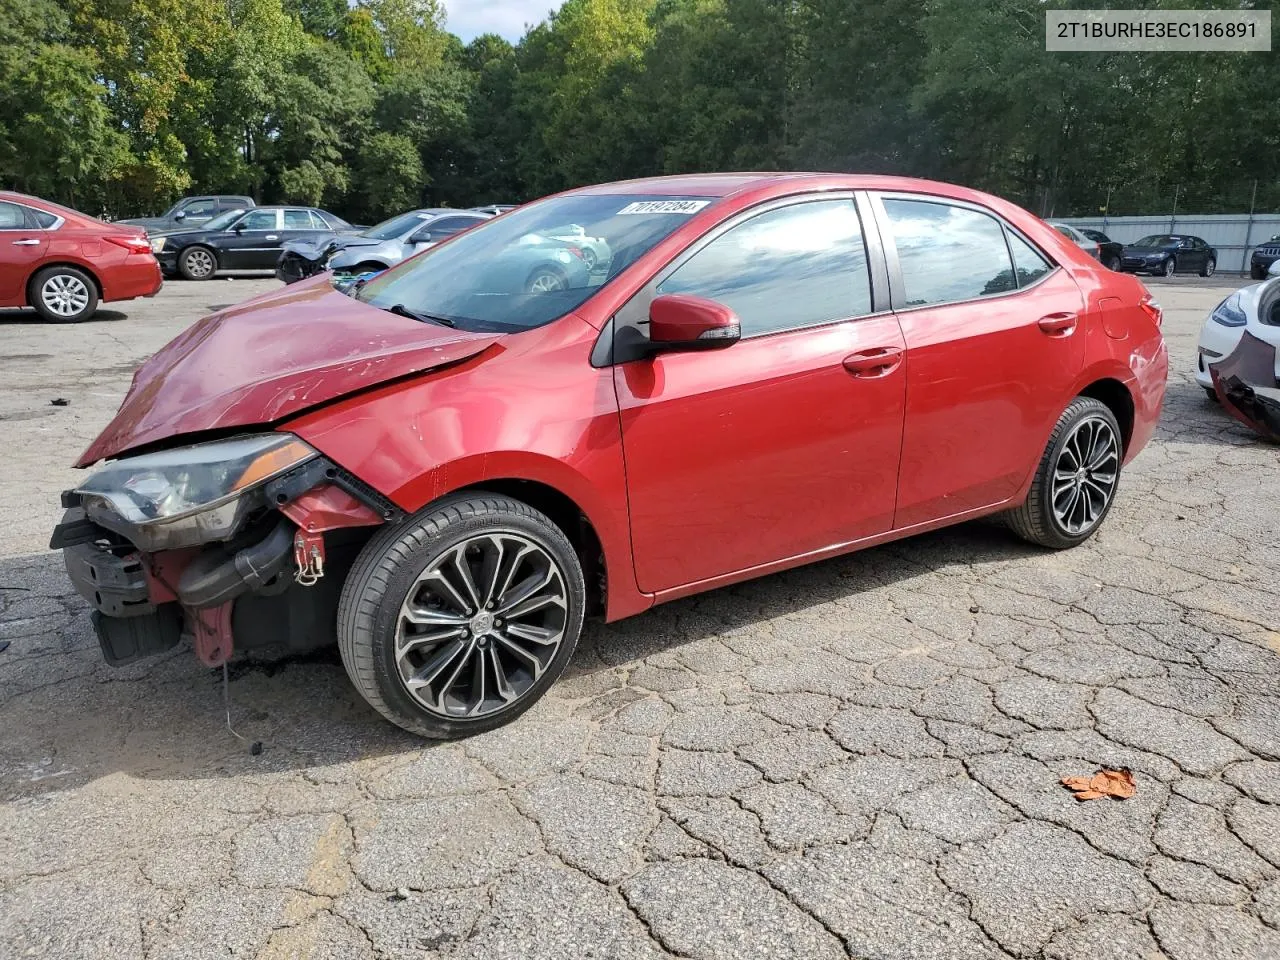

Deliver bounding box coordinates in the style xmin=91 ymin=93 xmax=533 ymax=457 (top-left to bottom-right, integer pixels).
xmin=360 ymin=211 xmax=432 ymax=240
xmin=204 ymin=209 xmax=246 ymax=231
xmin=1134 ymin=235 xmax=1177 ymax=247
xmin=356 ymin=194 xmax=716 ymax=332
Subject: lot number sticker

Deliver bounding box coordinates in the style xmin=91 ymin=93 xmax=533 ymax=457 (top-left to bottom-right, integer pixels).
xmin=617 ymin=200 xmax=711 ymax=216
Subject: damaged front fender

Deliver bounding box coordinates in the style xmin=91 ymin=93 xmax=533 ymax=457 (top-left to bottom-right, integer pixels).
xmin=1210 ymin=330 xmax=1280 ymax=442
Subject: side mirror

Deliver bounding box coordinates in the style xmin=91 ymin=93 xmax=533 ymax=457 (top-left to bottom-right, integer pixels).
xmin=174 ymin=211 xmax=186 ymax=221
xmin=1267 ymin=260 xmax=1280 ymax=279
xmin=233 ymin=223 xmax=245 ymax=234
xmin=648 ymin=294 xmax=741 ymax=352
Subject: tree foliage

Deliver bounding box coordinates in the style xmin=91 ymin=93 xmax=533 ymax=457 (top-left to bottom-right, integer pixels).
xmin=3 ymin=0 xmax=1278 ymax=220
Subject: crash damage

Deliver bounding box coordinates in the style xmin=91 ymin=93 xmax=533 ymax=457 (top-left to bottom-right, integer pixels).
xmin=1210 ymin=330 xmax=1280 ymax=442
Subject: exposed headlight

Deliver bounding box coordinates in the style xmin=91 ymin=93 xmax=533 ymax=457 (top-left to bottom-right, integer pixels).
xmin=1211 ymin=293 xmax=1248 ymax=328
xmin=76 ymin=434 xmax=317 ymax=549
xmin=150 ymin=236 xmax=166 ymax=253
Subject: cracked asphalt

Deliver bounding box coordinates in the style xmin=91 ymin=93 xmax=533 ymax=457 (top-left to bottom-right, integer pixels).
xmin=1 ymin=276 xmax=1278 ymax=959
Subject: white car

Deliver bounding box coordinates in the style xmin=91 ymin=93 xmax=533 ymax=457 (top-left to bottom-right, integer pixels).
xmin=1049 ymin=222 xmax=1100 ymax=261
xmin=1195 ymin=262 xmax=1280 ymax=439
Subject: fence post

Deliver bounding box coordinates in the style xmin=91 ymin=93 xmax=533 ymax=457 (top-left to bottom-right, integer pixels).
xmin=1102 ymin=185 xmax=1111 ymax=233
xmin=1242 ymin=179 xmax=1258 ymax=276
xmin=1170 ymin=185 xmax=1179 ymax=234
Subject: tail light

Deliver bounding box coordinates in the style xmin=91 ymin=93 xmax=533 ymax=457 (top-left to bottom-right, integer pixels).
xmin=566 ymin=246 xmax=585 ymax=260
xmin=1139 ymin=294 xmax=1163 ymax=327
xmin=105 ymin=235 xmax=153 ymax=256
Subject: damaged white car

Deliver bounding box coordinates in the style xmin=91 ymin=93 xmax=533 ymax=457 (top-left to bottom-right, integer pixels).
xmin=1196 ymin=261 xmax=1280 ymax=440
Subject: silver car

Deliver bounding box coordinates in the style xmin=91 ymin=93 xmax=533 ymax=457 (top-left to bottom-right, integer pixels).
xmin=277 ymin=209 xmax=491 ymax=283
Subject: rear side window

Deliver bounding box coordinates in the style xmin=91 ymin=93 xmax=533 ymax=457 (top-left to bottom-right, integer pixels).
xmin=881 ymin=198 xmax=1017 ymax=306
xmin=657 ymin=199 xmax=872 ymax=337
xmin=0 ymin=202 xmax=26 ymax=228
xmin=1007 ymin=232 xmax=1053 ymax=287
xmin=283 ymin=209 xmax=314 ymax=228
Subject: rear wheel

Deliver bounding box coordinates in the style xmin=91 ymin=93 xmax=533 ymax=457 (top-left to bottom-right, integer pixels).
xmin=1006 ymin=397 xmax=1123 ymax=549
xmin=337 ymin=493 xmax=585 ymax=739
xmin=31 ymin=266 xmax=98 ymax=322
xmin=526 ymin=266 xmax=568 ymax=293
xmin=179 ymin=245 xmax=217 ymax=281
xmin=1200 ymin=257 xmax=1216 ymax=278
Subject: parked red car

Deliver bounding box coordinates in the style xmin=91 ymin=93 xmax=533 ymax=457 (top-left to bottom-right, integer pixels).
xmin=52 ymin=174 xmax=1167 ymax=738
xmin=0 ymin=191 xmax=161 ymax=322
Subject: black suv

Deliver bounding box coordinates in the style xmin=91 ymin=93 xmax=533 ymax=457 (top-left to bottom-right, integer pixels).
xmin=116 ymin=195 xmax=255 ymax=235
xmin=1250 ymin=235 xmax=1280 ymax=279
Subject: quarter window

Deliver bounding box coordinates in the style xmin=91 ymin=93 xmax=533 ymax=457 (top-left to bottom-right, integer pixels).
xmin=657 ymin=199 xmax=872 ymax=337
xmin=29 ymin=208 xmax=58 ymax=228
xmin=1007 ymin=232 xmax=1053 ymax=287
xmin=881 ymin=198 xmax=1017 ymax=306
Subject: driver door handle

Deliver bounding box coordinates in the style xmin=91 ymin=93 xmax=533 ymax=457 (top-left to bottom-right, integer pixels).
xmin=1037 ymin=312 xmax=1078 ymax=336
xmin=12 ymin=238 xmax=40 ymax=246
xmin=843 ymin=346 xmax=904 ymax=378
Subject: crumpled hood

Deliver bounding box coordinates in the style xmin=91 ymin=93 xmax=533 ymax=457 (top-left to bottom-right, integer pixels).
xmin=283 ymin=235 xmax=379 ymax=261
xmin=77 ymin=275 xmax=503 ymax=466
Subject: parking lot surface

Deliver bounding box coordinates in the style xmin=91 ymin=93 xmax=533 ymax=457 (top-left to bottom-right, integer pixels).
xmin=2 ymin=277 xmax=1278 ymax=959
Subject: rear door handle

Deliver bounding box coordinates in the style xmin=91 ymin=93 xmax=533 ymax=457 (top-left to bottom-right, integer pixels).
xmin=12 ymin=238 xmax=40 ymax=246
xmin=843 ymin=346 xmax=903 ymax=378
xmin=1037 ymin=312 xmax=1078 ymax=335
xmin=265 ymin=234 xmax=279 ymax=241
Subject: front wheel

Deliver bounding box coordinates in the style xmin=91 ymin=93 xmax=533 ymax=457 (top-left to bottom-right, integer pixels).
xmin=1200 ymin=257 xmax=1216 ymax=278
xmin=1005 ymin=397 xmax=1123 ymax=549
xmin=337 ymin=493 xmax=585 ymax=739
xmin=179 ymin=245 xmax=217 ymax=281
xmin=1252 ymin=264 xmax=1266 ymax=281
xmin=1162 ymin=257 xmax=1177 ymax=278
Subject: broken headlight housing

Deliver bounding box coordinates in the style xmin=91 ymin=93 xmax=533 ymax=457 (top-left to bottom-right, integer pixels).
xmin=75 ymin=434 xmax=318 ymax=551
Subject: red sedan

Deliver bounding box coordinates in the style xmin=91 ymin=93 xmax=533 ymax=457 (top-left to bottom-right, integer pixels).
xmin=0 ymin=191 xmax=161 ymax=322
xmin=52 ymin=174 xmax=1167 ymax=738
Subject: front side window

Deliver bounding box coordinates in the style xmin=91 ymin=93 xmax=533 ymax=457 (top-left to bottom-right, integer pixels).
xmin=0 ymin=202 xmax=26 ymax=229
xmin=236 ymin=210 xmax=277 ymax=231
xmin=357 ymin=194 xmax=717 ymax=333
xmin=881 ymin=198 xmax=1017 ymax=306
xmin=181 ymin=200 xmax=217 ymax=218
xmin=657 ymin=199 xmax=872 ymax=337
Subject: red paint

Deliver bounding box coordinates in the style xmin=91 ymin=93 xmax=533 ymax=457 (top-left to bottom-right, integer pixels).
xmin=189 ymin=602 xmax=234 ymax=666
xmin=648 ymin=293 xmax=740 ymax=343
xmin=0 ymin=191 xmax=162 ymax=308
xmin=143 ymin=549 xmax=197 ymax=604
xmin=80 ymin=173 xmax=1166 ymax=625
xmin=77 ymin=275 xmax=501 ymax=465
xmin=281 ymin=485 xmax=383 ymax=533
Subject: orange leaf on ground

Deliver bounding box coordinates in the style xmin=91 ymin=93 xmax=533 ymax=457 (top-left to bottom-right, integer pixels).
xmin=1060 ymin=768 xmax=1136 ymax=801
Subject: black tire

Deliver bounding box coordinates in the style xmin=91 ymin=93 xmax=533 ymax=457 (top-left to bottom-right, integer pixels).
xmin=337 ymin=493 xmax=585 ymax=739
xmin=1104 ymin=254 xmax=1122 ymax=272
xmin=526 ymin=265 xmax=567 ymax=293
xmin=1251 ymin=265 xmax=1266 ymax=281
xmin=1200 ymin=257 xmax=1216 ymax=278
xmin=1205 ymin=385 xmax=1219 ymax=403
xmin=178 ymin=245 xmax=218 ymax=281
xmin=30 ymin=265 xmax=99 ymax=323
xmin=1005 ymin=397 xmax=1123 ymax=550
xmin=1162 ymin=257 xmax=1177 ymax=278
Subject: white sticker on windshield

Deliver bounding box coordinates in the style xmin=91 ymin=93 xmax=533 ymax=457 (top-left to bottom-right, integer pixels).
xmin=616 ymin=200 xmax=711 ymax=216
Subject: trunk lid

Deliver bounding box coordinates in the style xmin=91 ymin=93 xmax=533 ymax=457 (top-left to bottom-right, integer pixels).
xmin=77 ymin=276 xmax=503 ymax=466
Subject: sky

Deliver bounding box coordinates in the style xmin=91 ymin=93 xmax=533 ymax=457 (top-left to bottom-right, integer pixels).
xmin=442 ymin=1 xmax=564 ymax=41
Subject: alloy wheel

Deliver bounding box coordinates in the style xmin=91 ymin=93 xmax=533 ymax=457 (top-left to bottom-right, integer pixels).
xmin=1163 ymin=258 xmax=1176 ymax=277
xmin=184 ymin=249 xmax=215 ymax=279
xmin=528 ymin=271 xmax=565 ymax=293
xmin=1205 ymin=259 xmax=1216 ymax=277
xmin=394 ymin=532 xmax=569 ymax=718
xmin=1051 ymin=416 xmax=1120 ymax=536
xmin=40 ymin=274 xmax=90 ymax=318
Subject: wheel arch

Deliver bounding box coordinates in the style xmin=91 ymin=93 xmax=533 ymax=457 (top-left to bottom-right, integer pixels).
xmin=1078 ymin=377 xmax=1135 ymax=452
xmin=26 ymin=261 xmax=103 ymax=306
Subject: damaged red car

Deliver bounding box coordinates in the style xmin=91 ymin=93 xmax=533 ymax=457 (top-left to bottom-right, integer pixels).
xmin=51 ymin=174 xmax=1168 ymax=738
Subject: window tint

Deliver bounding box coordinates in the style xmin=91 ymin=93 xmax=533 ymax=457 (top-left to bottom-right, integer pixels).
xmin=0 ymin=202 xmax=26 ymax=229
xmin=237 ymin=209 xmax=277 ymax=230
xmin=29 ymin=208 xmax=59 ymax=228
xmin=882 ymin=198 xmax=1016 ymax=306
xmin=657 ymin=199 xmax=872 ymax=337
xmin=283 ymin=209 xmax=314 ymax=229
xmin=182 ymin=200 xmax=217 ymax=218
xmin=1007 ymin=231 xmax=1053 ymax=287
